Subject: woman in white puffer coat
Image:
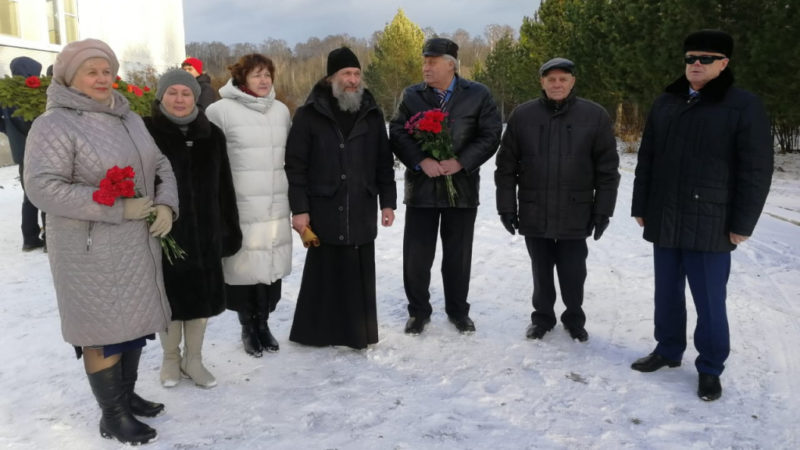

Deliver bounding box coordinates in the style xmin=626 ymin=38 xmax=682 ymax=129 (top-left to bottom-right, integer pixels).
xmin=205 ymin=53 xmax=292 ymax=357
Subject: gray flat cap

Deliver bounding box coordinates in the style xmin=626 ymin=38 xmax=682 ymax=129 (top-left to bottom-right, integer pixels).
xmin=539 ymin=57 xmax=575 ymax=77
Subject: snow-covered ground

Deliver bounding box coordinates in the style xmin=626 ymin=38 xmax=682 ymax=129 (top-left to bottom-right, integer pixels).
xmin=1 ymin=151 xmax=799 ymax=450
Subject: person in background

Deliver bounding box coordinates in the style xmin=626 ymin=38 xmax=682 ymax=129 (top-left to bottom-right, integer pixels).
xmin=631 ymin=30 xmax=773 ymax=401
xmin=181 ymin=57 xmax=216 ymax=110
xmin=144 ymin=69 xmax=242 ymax=389
xmin=390 ymin=37 xmax=502 ymax=335
xmin=285 ymin=47 xmax=396 ymax=350
xmin=24 ymin=38 xmax=178 ymax=445
xmin=206 ymin=54 xmax=293 ymax=358
xmin=0 ymin=56 xmax=46 ymax=251
xmin=495 ymin=57 xmax=620 ymax=342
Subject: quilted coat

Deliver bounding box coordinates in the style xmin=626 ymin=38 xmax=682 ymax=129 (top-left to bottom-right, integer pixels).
xmin=24 ymin=82 xmax=179 ymax=347
xmin=205 ymin=80 xmax=292 ymax=285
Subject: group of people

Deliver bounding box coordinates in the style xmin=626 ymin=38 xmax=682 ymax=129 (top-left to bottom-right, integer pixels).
xmin=13 ymin=28 xmax=772 ymax=445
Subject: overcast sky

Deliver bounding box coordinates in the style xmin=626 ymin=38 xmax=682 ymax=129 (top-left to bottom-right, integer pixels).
xmin=183 ymin=0 xmax=541 ymax=46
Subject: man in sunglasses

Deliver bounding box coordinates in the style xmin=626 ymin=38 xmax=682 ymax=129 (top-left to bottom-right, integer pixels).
xmin=631 ymin=30 xmax=773 ymax=401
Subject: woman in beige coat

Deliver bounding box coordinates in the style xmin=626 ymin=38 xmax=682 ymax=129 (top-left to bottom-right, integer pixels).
xmin=24 ymin=39 xmax=178 ymax=446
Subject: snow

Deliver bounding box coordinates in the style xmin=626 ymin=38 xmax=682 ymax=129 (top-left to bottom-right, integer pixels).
xmin=1 ymin=151 xmax=799 ymax=450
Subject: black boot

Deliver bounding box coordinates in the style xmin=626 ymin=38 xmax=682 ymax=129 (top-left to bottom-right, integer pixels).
xmin=87 ymin=361 xmax=157 ymax=445
xmin=120 ymin=348 xmax=165 ymax=417
xmin=237 ymin=311 xmax=263 ymax=357
xmin=256 ymin=299 xmax=279 ymax=352
xmin=256 ymin=315 xmax=280 ymax=352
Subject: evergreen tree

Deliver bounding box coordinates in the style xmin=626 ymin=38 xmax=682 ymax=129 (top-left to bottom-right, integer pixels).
xmin=364 ymin=9 xmax=425 ymax=117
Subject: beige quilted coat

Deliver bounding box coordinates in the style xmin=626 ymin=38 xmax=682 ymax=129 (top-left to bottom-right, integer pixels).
xmin=24 ymin=82 xmax=179 ymax=347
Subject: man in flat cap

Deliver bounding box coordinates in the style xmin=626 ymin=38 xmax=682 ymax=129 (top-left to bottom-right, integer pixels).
xmin=495 ymin=57 xmax=620 ymax=343
xmin=285 ymin=47 xmax=397 ymax=349
xmin=631 ymin=30 xmax=773 ymax=401
xmin=390 ymin=37 xmax=502 ymax=335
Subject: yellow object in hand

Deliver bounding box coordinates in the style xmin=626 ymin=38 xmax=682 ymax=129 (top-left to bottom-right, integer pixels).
xmin=301 ymin=227 xmax=320 ymax=248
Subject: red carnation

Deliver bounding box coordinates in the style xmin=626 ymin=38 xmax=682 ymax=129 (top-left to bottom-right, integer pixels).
xmin=24 ymin=76 xmax=41 ymax=88
xmin=143 ymin=86 xmax=151 ymax=92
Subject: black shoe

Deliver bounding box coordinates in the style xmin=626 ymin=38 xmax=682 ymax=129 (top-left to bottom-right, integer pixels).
xmin=526 ymin=323 xmax=552 ymax=340
xmin=237 ymin=312 xmax=263 ymax=357
xmin=631 ymin=353 xmax=681 ymax=372
xmin=87 ymin=362 xmax=157 ymax=445
xmin=257 ymin=321 xmax=280 ymax=352
xmin=22 ymin=237 xmax=44 ymax=252
xmin=448 ymin=315 xmax=476 ymax=334
xmin=698 ymin=373 xmax=722 ymax=401
xmin=404 ymin=316 xmax=430 ymax=335
xmin=120 ymin=349 xmax=164 ymax=418
xmin=566 ymin=326 xmax=589 ymax=342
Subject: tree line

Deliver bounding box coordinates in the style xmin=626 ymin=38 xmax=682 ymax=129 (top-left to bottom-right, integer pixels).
xmin=184 ymin=3 xmax=798 ymax=152
xmin=185 ymin=9 xmax=512 ymax=116
xmin=475 ymin=0 xmax=799 ymax=152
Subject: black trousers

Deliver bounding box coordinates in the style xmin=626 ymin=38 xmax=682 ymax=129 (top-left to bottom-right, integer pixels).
xmin=225 ymin=281 xmax=282 ymax=318
xmin=403 ymin=206 xmax=477 ymax=319
xmin=19 ymin=162 xmax=44 ymax=244
xmin=524 ymin=237 xmax=588 ymax=329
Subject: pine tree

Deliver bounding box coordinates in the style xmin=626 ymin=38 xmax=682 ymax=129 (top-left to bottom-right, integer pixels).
xmin=364 ymin=9 xmax=425 ymax=117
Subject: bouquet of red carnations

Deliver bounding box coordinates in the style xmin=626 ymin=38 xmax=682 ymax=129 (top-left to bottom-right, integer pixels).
xmin=93 ymin=165 xmax=186 ymax=264
xmin=404 ymin=109 xmax=458 ymax=206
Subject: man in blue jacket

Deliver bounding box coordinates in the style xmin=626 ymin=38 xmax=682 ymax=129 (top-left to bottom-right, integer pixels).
xmin=631 ymin=30 xmax=773 ymax=401
xmin=0 ymin=56 xmax=45 ymax=251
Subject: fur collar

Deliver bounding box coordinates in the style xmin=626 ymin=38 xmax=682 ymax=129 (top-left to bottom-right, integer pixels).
xmin=665 ymin=68 xmax=734 ymax=102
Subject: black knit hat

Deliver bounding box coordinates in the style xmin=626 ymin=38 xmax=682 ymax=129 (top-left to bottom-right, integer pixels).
xmin=327 ymin=47 xmax=360 ymax=76
xmin=684 ymin=29 xmax=733 ymax=57
xmin=422 ymin=38 xmax=459 ymax=59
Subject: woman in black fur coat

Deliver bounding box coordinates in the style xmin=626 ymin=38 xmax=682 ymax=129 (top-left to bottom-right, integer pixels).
xmin=144 ymin=69 xmax=241 ymax=389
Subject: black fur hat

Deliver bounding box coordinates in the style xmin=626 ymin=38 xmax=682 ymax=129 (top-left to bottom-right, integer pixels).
xmin=684 ymin=30 xmax=733 ymax=57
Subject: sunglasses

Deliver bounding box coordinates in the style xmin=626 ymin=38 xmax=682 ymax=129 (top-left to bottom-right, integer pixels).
xmin=684 ymin=55 xmax=726 ymax=65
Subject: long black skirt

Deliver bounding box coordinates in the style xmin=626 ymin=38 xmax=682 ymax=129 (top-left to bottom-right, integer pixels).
xmin=289 ymin=242 xmax=378 ymax=349
xmin=225 ymin=281 xmax=282 ymax=316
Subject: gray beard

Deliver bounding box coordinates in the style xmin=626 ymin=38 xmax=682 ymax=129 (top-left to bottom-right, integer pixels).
xmin=332 ymin=82 xmax=364 ymax=113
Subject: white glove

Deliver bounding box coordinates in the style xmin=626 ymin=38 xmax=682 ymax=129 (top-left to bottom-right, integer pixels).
xmin=149 ymin=204 xmax=173 ymax=237
xmin=123 ymin=197 xmax=154 ymax=220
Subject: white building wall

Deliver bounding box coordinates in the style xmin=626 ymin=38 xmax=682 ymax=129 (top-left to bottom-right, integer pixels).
xmin=76 ymin=0 xmax=186 ymax=76
xmin=0 ymin=0 xmax=185 ymax=77
xmin=0 ymin=0 xmax=186 ymax=165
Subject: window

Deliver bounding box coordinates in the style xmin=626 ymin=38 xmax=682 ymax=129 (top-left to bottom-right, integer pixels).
xmin=45 ymin=0 xmax=79 ymax=45
xmin=63 ymin=0 xmax=78 ymax=42
xmin=46 ymin=0 xmax=60 ymax=44
xmin=0 ymin=0 xmax=21 ymax=37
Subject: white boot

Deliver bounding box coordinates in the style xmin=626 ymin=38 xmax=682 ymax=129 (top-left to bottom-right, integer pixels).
xmin=181 ymin=319 xmax=217 ymax=388
xmin=158 ymin=321 xmax=183 ymax=387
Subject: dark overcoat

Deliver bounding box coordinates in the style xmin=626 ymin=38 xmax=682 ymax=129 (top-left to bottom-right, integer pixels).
xmin=631 ymin=70 xmax=773 ymax=252
xmin=495 ymin=92 xmax=620 ymax=238
xmin=285 ymin=81 xmax=396 ymax=246
xmin=389 ymin=76 xmax=502 ymax=208
xmin=144 ymin=105 xmax=242 ymax=320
